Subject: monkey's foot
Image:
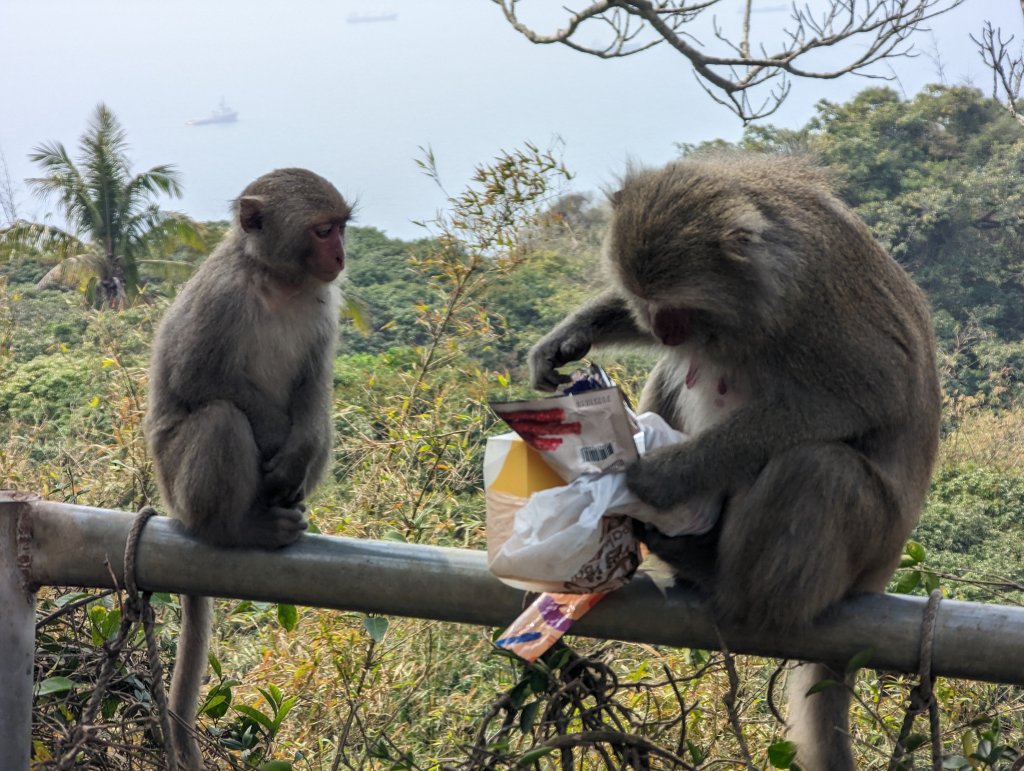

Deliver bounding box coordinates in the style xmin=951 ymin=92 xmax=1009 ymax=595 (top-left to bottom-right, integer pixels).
xmin=250 ymin=506 xmax=308 ymax=548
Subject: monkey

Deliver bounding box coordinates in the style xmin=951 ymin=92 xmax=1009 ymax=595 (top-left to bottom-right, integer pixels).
xmin=144 ymin=168 xmax=351 ymax=771
xmin=528 ymin=153 xmax=941 ymax=771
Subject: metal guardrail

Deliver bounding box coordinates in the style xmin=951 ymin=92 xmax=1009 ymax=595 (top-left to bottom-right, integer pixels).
xmin=4 ymin=493 xmax=1024 ymax=767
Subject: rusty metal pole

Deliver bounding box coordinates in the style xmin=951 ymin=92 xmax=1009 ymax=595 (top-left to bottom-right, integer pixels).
xmin=0 ymin=493 xmax=36 ymax=769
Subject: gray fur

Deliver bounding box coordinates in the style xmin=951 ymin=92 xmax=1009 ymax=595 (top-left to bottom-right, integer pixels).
xmin=529 ymin=153 xmax=941 ymax=770
xmin=145 ymin=168 xmax=350 ymax=770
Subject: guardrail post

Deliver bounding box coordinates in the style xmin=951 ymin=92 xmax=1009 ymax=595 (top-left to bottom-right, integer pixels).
xmin=0 ymin=493 xmax=36 ymax=769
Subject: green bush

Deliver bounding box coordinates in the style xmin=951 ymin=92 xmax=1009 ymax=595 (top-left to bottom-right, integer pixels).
xmin=0 ymin=353 xmax=103 ymax=424
xmin=913 ymin=464 xmax=1024 ymax=600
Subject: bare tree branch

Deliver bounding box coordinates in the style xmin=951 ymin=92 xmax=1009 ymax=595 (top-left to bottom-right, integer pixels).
xmin=972 ymin=19 xmax=1024 ymax=128
xmin=492 ymin=0 xmax=965 ymax=121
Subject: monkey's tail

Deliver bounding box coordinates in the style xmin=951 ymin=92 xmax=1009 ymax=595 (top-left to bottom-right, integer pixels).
xmin=786 ymin=661 xmax=855 ymax=771
xmin=169 ymin=594 xmax=213 ymax=771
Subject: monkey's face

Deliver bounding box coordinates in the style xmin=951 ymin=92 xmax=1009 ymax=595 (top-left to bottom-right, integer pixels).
xmin=606 ymin=164 xmax=781 ymax=351
xmin=236 ymin=168 xmax=352 ymax=286
xmin=306 ymin=221 xmax=347 ymax=283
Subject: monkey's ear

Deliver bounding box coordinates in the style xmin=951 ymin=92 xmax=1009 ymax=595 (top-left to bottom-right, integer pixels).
xmin=238 ymin=196 xmax=266 ymax=233
xmin=610 ymin=189 xmax=624 ymax=207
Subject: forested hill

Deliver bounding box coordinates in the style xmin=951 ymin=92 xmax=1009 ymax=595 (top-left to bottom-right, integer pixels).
xmin=337 ymin=85 xmax=1024 ymax=400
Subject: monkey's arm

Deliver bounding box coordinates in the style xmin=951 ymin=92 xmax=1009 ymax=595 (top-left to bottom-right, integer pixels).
xmin=261 ymin=344 xmax=334 ymax=505
xmin=530 ymin=292 xmax=653 ymax=391
xmin=626 ymin=388 xmax=891 ymax=509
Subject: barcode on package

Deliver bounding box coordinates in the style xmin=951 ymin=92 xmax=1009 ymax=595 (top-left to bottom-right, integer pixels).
xmin=579 ymin=442 xmax=616 ymax=463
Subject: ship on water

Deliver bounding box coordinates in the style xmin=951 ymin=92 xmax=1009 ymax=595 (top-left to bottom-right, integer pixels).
xmin=346 ymin=11 xmax=397 ymax=23
xmin=186 ymin=99 xmax=238 ymax=126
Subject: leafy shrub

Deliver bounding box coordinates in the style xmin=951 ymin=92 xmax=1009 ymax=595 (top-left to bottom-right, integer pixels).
xmin=0 ymin=353 xmax=103 ymax=424
xmin=913 ymin=464 xmax=1024 ymax=601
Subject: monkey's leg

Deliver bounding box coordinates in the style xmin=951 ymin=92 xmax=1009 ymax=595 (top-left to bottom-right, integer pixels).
xmin=168 ymin=401 xmax=305 ymax=548
xmin=169 ymin=594 xmax=212 ymax=771
xmin=714 ymin=441 xmax=899 ymax=627
xmin=714 ymin=441 xmax=899 ymax=771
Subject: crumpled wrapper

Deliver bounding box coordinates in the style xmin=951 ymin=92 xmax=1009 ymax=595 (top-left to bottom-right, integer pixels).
xmin=485 ymin=368 xmax=720 ymax=662
xmin=485 ymin=411 xmax=706 ymax=595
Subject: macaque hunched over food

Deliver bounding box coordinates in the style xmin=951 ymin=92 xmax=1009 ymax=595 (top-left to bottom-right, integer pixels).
xmin=528 ymin=153 xmax=942 ymax=771
xmin=145 ymin=168 xmax=351 ymax=770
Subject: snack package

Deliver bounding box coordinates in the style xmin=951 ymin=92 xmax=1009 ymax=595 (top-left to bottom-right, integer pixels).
xmin=486 ymin=410 xmax=715 ymax=592
xmin=485 ymin=367 xmax=643 ymax=594
xmin=490 ymin=366 xmax=639 ymax=481
xmin=494 ymin=592 xmax=606 ymax=663
xmin=484 ymin=367 xmax=721 ymax=661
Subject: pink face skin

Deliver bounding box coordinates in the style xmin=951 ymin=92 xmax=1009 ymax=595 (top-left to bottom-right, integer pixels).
xmin=307 ymin=221 xmax=346 ymax=283
xmin=647 ymin=304 xmax=691 ymax=346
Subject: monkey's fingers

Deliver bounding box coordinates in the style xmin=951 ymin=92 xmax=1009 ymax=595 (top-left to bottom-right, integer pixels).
xmin=529 ymin=333 xmax=592 ymax=391
xmin=267 ymin=485 xmax=306 ymax=507
xmin=529 ymin=364 xmax=570 ymax=392
xmin=258 ymin=506 xmax=308 ymax=548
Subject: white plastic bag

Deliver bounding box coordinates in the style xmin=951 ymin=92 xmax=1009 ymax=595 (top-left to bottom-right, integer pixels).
xmin=486 ymin=411 xmax=717 ymax=593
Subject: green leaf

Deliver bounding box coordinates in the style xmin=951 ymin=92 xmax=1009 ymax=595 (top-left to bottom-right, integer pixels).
xmin=88 ymin=605 xmax=121 ymax=643
xmin=54 ymin=591 xmax=93 ymax=607
xmin=845 ymin=648 xmax=875 ymax=674
xmin=516 ymin=746 xmax=555 ymax=766
xmin=520 ymin=700 xmax=541 ymax=733
xmin=489 ymin=736 xmax=510 ymax=755
xmin=528 ymin=668 xmax=549 ymax=694
xmin=101 ymin=696 xmax=120 ymax=720
xmin=277 ymin=604 xmax=298 ymax=632
xmin=235 ymin=704 xmax=274 ymax=731
xmin=368 ymin=739 xmax=391 ymax=760
xmin=545 ymin=647 xmax=571 ymax=671
xmin=364 ymin=615 xmax=389 ymax=642
xmin=686 ymin=740 xmax=704 ymax=764
xmin=768 ymin=739 xmax=798 ymax=768
xmin=199 ymin=694 xmax=228 ymax=717
xmin=687 ymin=648 xmax=709 ymax=667
xmin=259 ymin=685 xmax=283 ymax=712
xmin=272 ymin=696 xmax=297 ymax=730
xmin=892 ymin=570 xmax=922 ymax=594
xmin=208 ymin=652 xmax=223 ymax=678
xmin=805 ymin=678 xmax=842 ymax=696
xmin=508 ymin=680 xmax=532 ymax=709
xmin=258 ymin=763 xmax=293 ymax=771
xmin=904 ymin=540 xmax=926 ymax=565
xmin=34 ymin=676 xmax=74 ymax=697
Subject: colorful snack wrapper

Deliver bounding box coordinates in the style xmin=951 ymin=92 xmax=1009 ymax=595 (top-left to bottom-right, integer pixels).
xmin=490 ymin=368 xmax=639 ymax=481
xmin=485 ymin=367 xmax=639 ymax=660
xmin=494 ymin=592 xmax=607 ymax=662
xmin=485 ymin=367 xmax=714 ymax=661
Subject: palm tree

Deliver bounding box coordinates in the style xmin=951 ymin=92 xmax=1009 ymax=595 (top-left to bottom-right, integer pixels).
xmin=0 ymin=103 xmax=206 ymax=307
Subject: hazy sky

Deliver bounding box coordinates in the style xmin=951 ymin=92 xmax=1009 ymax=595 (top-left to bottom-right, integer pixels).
xmin=1 ymin=0 xmax=1018 ymax=241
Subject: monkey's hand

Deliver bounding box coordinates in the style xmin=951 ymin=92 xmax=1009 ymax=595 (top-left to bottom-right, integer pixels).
xmin=625 ymin=446 xmax=704 ymax=510
xmin=262 ymin=444 xmax=312 ymax=507
xmin=529 ymin=329 xmax=592 ymax=392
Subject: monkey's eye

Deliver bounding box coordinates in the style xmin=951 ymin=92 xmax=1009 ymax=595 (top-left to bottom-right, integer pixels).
xmin=313 ymin=224 xmax=334 ymax=239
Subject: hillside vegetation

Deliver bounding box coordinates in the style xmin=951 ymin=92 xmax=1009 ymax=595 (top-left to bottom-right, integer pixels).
xmin=4 ymin=85 xmax=1024 ymax=769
